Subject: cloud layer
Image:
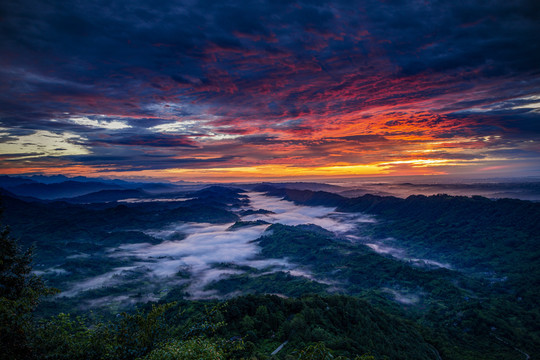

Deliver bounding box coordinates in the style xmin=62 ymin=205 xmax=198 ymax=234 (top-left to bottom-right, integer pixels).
xmin=1 ymin=0 xmax=539 ymax=179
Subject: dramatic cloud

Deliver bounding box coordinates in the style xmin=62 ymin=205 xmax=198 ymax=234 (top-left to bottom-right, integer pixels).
xmin=0 ymin=128 xmax=89 ymax=159
xmin=65 ymin=116 xmax=131 ymax=130
xmin=1 ymin=0 xmax=539 ymax=179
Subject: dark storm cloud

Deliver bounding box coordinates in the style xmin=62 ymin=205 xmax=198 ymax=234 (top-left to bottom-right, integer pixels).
xmin=362 ymin=0 xmax=540 ymax=77
xmin=3 ymin=0 xmax=537 ymax=103
xmin=94 ymin=134 xmax=198 ymax=148
xmin=1 ymin=0 xmax=539 ymax=175
xmin=67 ymin=153 xmax=236 ymax=171
xmin=446 ymin=111 xmax=540 ymax=137
xmin=239 ymin=134 xmax=388 ymax=146
xmin=423 ymin=152 xmax=486 ymax=161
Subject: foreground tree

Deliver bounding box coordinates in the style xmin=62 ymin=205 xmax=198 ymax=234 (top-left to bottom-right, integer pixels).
xmin=0 ymin=219 xmax=56 ymax=359
xmin=294 ymin=342 xmax=377 ymax=360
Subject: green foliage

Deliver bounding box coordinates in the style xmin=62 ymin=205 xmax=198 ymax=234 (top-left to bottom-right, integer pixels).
xmin=0 ymin=222 xmax=57 ymax=359
xmin=31 ymin=313 xmax=109 ymax=359
xmin=0 ymin=192 xmax=239 ymax=268
xmin=292 ymin=342 xmax=377 ymax=360
xmin=2 ymin=189 xmax=540 ymax=359
xmin=108 ymin=302 xmax=177 ymax=360
xmin=346 ymin=195 xmax=540 ymax=358
xmin=295 ymin=342 xmax=340 ymax=360
xmin=219 ymin=294 xmax=434 ymax=360
xmin=182 ymin=302 xmax=226 ymax=339
xmin=30 ymin=302 xmax=237 ymax=360
xmin=141 ymin=337 xmax=225 ymax=360
xmin=227 ymin=220 xmax=269 ymax=230
xmin=209 ymin=271 xmax=329 ymax=298
xmin=246 ymin=202 xmax=539 ymax=360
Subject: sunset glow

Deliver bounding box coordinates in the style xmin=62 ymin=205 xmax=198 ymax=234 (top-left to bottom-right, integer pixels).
xmin=1 ymin=1 xmax=539 ymax=181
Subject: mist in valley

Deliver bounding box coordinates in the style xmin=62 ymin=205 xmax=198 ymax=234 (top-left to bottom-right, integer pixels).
xmin=49 ymin=188 xmax=464 ymax=310
xmin=58 ymin=192 xmax=379 ymax=303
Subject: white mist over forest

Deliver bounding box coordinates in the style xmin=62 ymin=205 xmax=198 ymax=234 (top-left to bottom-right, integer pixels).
xmin=57 ymin=191 xmax=455 ymax=301
xmin=59 ymin=193 xmax=367 ymax=299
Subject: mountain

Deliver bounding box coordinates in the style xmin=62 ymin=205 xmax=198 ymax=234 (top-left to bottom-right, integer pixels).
xmin=22 ymin=174 xmax=155 ymax=187
xmin=253 ymin=185 xmax=345 ymax=207
xmin=2 ymin=182 xmax=538 ymax=360
xmin=22 ymin=174 xmax=74 ymax=184
xmin=188 ymin=185 xmax=249 ymax=208
xmin=243 ymin=181 xmax=343 ymax=192
xmin=3 ymin=175 xmax=181 ymax=195
xmin=194 ymin=185 xmax=245 ymax=197
xmin=256 ymin=186 xmax=540 ymax=273
xmin=132 ymin=182 xmax=180 ymax=193
xmin=0 ymin=175 xmax=37 ymax=188
xmin=62 ymin=189 xmax=149 ymax=203
xmin=0 ymin=186 xmax=46 ymax=203
xmin=5 ymin=180 xmax=124 ymax=199
xmin=164 ymin=205 xmax=239 ymax=223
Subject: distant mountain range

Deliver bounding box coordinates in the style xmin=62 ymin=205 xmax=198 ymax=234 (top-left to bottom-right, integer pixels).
xmin=61 ymin=189 xmax=149 ymax=203
xmin=3 ymin=174 xmax=540 ymax=204
xmin=0 ymin=175 xmax=180 ymax=200
xmin=0 ymin=175 xmax=350 ymax=202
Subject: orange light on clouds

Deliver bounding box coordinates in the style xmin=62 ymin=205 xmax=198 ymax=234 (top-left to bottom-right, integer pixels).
xmin=379 ymin=159 xmax=454 ymax=167
xmin=163 ymin=163 xmax=390 ymax=181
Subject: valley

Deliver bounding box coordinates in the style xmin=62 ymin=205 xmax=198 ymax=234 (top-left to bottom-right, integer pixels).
xmin=1 ymin=176 xmax=539 ymax=359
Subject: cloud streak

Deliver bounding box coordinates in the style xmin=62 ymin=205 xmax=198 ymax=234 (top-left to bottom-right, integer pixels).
xmin=362 ymin=240 xmax=453 ymax=270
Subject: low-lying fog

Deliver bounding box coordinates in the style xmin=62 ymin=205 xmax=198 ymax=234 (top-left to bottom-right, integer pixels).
xmin=244 ymin=192 xmax=375 ymax=231
xmin=58 ymin=191 xmax=451 ymax=306
xmin=346 ymin=235 xmax=453 ymax=270
xmin=60 ymin=192 xmax=373 ymax=300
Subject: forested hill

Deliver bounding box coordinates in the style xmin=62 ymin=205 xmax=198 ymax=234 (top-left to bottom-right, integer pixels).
xmin=2 ymin=184 xmax=539 ymax=359
xmin=248 ymin=185 xmax=540 ymax=358
xmin=256 ymin=185 xmax=540 ymax=269
xmin=256 ymin=185 xmax=540 ymax=229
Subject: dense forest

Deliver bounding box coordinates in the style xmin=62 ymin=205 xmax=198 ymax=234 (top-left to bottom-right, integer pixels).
xmin=1 ymin=180 xmax=539 ymax=359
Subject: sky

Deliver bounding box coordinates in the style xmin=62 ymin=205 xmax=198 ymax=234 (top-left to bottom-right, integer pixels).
xmin=1 ymin=0 xmax=539 ymax=182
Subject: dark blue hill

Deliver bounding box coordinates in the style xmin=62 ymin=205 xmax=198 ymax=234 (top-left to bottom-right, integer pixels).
xmin=6 ymin=180 xmax=123 ymax=199
xmin=62 ymin=189 xmax=148 ymax=203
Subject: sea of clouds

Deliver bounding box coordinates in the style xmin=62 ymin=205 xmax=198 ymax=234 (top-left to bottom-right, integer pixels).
xmin=62 ymin=192 xmax=374 ymax=299
xmin=60 ymin=191 xmax=450 ymax=303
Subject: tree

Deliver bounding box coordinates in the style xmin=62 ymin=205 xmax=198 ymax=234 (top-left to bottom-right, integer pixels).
xmin=295 ymin=342 xmax=377 ymax=360
xmin=0 ymin=219 xmax=56 ymax=359
xmin=110 ymin=302 xmax=176 ymax=360
xmin=142 ymin=338 xmax=225 ymax=360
